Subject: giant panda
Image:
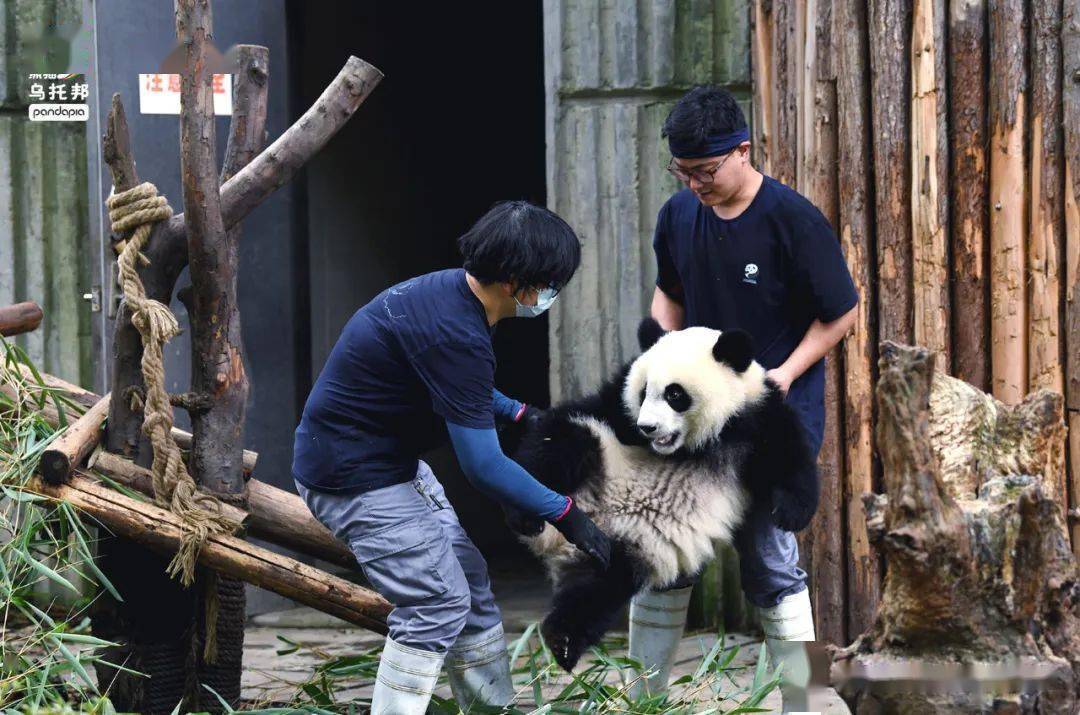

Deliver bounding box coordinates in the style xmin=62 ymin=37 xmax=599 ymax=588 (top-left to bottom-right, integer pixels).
xmin=509 ymin=317 xmax=820 ymax=671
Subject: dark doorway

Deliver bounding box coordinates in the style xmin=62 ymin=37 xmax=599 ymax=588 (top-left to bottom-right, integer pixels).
xmin=288 ymin=1 xmax=549 ymax=560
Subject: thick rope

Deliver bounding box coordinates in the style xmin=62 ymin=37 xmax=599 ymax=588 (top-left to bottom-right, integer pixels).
xmin=106 ymin=182 xmax=239 ymax=662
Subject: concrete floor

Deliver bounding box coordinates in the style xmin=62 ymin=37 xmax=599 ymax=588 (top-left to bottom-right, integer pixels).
xmin=239 ymin=569 xmax=852 ymax=713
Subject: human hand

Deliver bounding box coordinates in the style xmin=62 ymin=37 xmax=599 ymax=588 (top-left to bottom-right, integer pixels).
xmin=766 ymin=367 xmax=792 ymax=395
xmin=551 ymin=501 xmax=612 ymax=569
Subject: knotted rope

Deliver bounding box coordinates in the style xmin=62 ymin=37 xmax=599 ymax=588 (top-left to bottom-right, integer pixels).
xmin=106 ymin=182 xmax=239 ymax=662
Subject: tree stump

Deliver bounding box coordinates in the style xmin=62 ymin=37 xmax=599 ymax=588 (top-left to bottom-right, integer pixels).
xmin=832 ymin=342 xmax=1080 ymax=714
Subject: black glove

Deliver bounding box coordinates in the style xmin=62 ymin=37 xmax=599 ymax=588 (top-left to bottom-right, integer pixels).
xmin=552 ymin=501 xmax=612 ymax=569
xmin=503 ymin=503 xmax=545 ymax=537
xmin=519 ymin=405 xmax=547 ymax=428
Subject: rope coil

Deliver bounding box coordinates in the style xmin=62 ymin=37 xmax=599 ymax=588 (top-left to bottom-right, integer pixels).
xmin=106 ymin=181 xmax=239 ymax=662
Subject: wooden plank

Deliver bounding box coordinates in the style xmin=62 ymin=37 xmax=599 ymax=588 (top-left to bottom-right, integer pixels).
xmin=1063 ymin=0 xmax=1080 ymax=554
xmin=988 ymin=0 xmax=1027 ymax=404
xmin=869 ymin=0 xmax=913 ymax=345
xmin=949 ymin=0 xmax=990 ymax=391
xmin=836 ymin=0 xmax=880 ymax=642
xmin=1028 ymin=0 xmax=1064 ymax=398
xmin=910 ymin=0 xmax=950 ymax=363
xmin=751 ymin=0 xmax=774 ymax=173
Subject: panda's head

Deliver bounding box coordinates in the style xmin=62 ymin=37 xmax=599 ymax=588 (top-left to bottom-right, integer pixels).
xmin=622 ymin=318 xmax=769 ymax=456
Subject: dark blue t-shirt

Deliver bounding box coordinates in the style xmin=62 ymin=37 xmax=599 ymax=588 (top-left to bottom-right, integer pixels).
xmin=293 ymin=269 xmax=498 ymax=493
xmin=653 ymin=177 xmax=858 ymax=454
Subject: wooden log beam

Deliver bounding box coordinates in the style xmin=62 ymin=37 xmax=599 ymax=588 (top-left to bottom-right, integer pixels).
xmin=836 ymin=0 xmax=880 ymax=642
xmin=24 ymin=470 xmax=390 ymax=632
xmin=0 ymin=301 xmax=43 ymax=337
xmin=910 ymin=0 xmax=950 ymax=363
xmin=1064 ymin=0 xmax=1080 ymax=554
xmin=91 ymin=449 xmax=356 ymax=571
xmin=948 ymin=0 xmax=990 ymax=391
xmin=869 ymin=0 xmax=913 ymax=345
xmin=770 ymin=0 xmax=798 ymax=186
xmin=39 ymin=395 xmax=110 ymax=486
xmin=9 ymin=365 xmax=258 ymax=475
xmin=988 ymin=0 xmax=1027 ymax=404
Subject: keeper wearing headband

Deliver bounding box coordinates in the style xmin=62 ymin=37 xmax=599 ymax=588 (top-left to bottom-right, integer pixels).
xmin=631 ymin=85 xmax=859 ymax=714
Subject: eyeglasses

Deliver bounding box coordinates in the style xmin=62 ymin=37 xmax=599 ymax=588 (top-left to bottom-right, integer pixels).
xmin=666 ymin=150 xmax=736 ymax=184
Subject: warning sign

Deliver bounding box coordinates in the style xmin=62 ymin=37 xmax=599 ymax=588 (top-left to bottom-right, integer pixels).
xmin=138 ymin=73 xmax=232 ymax=115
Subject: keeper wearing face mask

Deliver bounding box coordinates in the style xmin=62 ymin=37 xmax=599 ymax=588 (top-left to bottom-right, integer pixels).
xmin=291 ymin=200 xmax=611 ymax=715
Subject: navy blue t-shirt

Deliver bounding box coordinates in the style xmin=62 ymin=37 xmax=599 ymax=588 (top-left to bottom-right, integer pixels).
xmin=293 ymin=269 xmax=498 ymax=493
xmin=653 ymin=177 xmax=858 ymax=454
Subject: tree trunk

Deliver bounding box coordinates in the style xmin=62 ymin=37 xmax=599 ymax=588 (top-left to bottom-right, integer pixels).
xmin=835 ymin=0 xmax=881 ymax=641
xmin=948 ymin=0 xmax=990 ymax=392
xmin=988 ymin=0 xmax=1027 ymax=404
xmin=833 ymin=342 xmax=1080 ymax=713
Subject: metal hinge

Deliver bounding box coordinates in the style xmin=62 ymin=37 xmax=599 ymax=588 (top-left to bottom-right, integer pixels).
xmin=82 ymin=284 xmax=101 ymax=312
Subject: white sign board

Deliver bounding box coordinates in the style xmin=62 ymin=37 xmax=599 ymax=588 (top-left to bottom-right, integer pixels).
xmin=138 ymin=73 xmax=232 ymax=115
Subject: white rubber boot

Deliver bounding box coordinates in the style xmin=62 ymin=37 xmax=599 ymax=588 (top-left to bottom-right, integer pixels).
xmin=446 ymin=623 xmax=515 ymax=710
xmin=370 ymin=636 xmax=446 ymax=715
xmin=627 ymin=586 xmax=693 ymax=698
xmin=759 ymin=588 xmax=816 ymax=715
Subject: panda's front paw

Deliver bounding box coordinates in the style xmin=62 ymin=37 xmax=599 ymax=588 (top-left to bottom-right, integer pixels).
xmin=540 ymin=615 xmax=587 ymax=672
xmin=770 ymin=486 xmax=815 ymax=532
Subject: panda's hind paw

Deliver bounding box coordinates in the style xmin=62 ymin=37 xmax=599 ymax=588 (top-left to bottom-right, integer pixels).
xmin=770 ymin=486 xmax=815 ymax=532
xmin=540 ymin=615 xmax=586 ymax=672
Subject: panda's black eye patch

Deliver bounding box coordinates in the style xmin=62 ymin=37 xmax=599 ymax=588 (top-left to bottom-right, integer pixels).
xmin=664 ymin=383 xmax=691 ymax=412
xmin=639 ymin=387 xmax=646 ymax=405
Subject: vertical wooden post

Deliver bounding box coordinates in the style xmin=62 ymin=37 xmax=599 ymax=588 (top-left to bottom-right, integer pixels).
xmin=869 ymin=0 xmax=914 ymax=346
xmin=752 ymin=0 xmax=774 ymax=174
xmin=836 ymin=0 xmax=880 ymax=641
xmin=910 ymin=0 xmax=950 ymax=363
xmin=949 ymin=0 xmax=990 ymax=391
xmin=1029 ymin=0 xmax=1066 ymax=506
xmin=798 ymin=0 xmax=846 ymax=647
xmin=1063 ymin=0 xmax=1080 ymax=553
xmin=988 ymin=0 xmax=1027 ymax=404
xmin=771 ymin=0 xmax=799 ymax=186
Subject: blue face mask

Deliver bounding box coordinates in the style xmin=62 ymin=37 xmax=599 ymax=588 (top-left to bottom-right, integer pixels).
xmin=515 ymin=286 xmax=558 ymax=318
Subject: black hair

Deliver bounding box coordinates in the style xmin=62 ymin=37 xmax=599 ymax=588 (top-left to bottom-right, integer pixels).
xmin=662 ymin=85 xmax=748 ymax=150
xmin=458 ymin=200 xmax=582 ymax=290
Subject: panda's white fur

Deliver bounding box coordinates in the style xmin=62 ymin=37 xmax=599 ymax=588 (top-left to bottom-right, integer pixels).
xmin=510 ymin=318 xmax=819 ymax=671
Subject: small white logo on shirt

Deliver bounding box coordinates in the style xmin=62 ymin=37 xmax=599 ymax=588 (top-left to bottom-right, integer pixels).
xmin=743 ymin=263 xmax=759 ymax=285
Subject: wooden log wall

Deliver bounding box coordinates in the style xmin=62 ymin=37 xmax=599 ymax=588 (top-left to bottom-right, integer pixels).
xmin=753 ymin=0 xmax=1079 ymax=646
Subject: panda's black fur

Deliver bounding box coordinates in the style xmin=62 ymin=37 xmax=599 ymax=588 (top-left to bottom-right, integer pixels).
xmin=511 ymin=318 xmax=819 ymax=671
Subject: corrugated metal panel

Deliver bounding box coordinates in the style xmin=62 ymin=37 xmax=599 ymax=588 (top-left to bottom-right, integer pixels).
xmin=545 ymin=0 xmax=751 ymax=402
xmin=0 ymin=0 xmax=92 ymax=386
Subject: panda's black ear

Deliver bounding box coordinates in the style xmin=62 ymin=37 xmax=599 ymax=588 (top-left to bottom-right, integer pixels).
xmin=638 ymin=317 xmax=667 ymax=351
xmin=713 ymin=330 xmax=755 ymax=372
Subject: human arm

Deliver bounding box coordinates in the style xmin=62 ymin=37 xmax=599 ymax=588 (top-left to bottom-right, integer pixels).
xmin=651 ymin=285 xmax=685 ymax=331
xmin=491 ymin=388 xmax=527 ymax=423
xmin=446 ymin=422 xmax=611 ymax=566
xmin=766 ymin=307 xmax=857 ymax=393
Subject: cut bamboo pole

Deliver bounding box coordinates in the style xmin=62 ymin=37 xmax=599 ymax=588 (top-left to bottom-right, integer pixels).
xmin=24 ymin=470 xmax=390 ymax=632
xmin=910 ymin=0 xmax=950 ymax=363
xmin=869 ymin=0 xmax=913 ymax=346
xmin=836 ymin=0 xmax=881 ymax=640
xmin=988 ymin=0 xmax=1027 ymax=404
xmin=1063 ymin=0 xmax=1080 ymax=554
xmin=39 ymin=395 xmax=111 ymax=485
xmin=1028 ymin=0 xmax=1064 ymax=397
xmin=0 ymin=301 xmax=43 ymax=337
xmin=949 ymin=0 xmax=990 ymax=391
